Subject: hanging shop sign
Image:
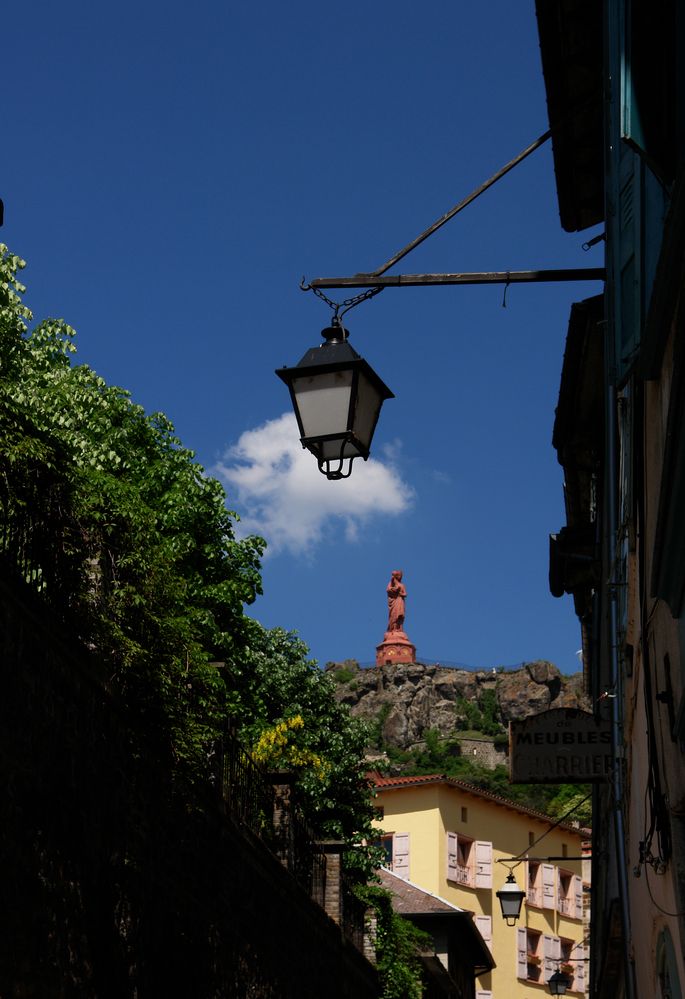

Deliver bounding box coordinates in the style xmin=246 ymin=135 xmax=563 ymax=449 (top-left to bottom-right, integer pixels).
xmin=509 ymin=708 xmax=612 ymax=784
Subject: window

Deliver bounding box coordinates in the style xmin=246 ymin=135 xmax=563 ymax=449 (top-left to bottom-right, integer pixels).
xmin=446 ymin=833 xmax=492 ymax=888
xmin=527 ymin=861 xmax=557 ymax=909
xmin=461 ymin=806 xmax=468 ymax=823
xmin=557 ymin=869 xmax=583 ymax=919
xmin=559 ymin=938 xmax=577 ymax=991
xmin=529 ymin=831 xmax=535 ymax=847
xmin=563 ymin=940 xmax=587 ymax=994
xmin=379 ymin=834 xmax=393 ymax=867
xmin=527 ymin=861 xmax=541 ymax=907
xmin=558 ymin=870 xmax=573 ymax=915
xmin=378 ymin=832 xmax=410 ymax=879
xmin=448 ymin=833 xmax=473 ymax=885
xmin=519 ymin=931 xmax=576 ymax=985
xmin=517 ymin=928 xmax=542 ymax=982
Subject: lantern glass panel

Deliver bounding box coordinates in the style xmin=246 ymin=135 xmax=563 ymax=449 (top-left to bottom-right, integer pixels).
xmin=352 ymin=369 xmax=385 ymax=451
xmin=500 ymin=895 xmax=523 ymax=919
xmin=291 ymin=370 xmax=353 ymax=438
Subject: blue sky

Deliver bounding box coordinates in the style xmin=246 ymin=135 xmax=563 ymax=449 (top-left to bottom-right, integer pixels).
xmin=4 ymin=1 xmax=603 ymax=672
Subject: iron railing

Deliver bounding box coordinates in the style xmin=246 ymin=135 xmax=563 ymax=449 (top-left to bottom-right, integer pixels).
xmin=221 ymin=730 xmax=274 ymax=842
xmin=291 ymin=808 xmax=327 ymax=906
xmin=220 ymin=728 xmax=330 ymax=921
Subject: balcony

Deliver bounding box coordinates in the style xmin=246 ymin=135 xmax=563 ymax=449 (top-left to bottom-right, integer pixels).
xmin=455 ymin=863 xmax=473 ymax=886
xmin=527 ymin=886 xmax=542 ymax=907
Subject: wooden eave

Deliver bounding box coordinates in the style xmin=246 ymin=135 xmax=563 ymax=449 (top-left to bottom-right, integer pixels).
xmin=535 ymin=0 xmax=604 ymax=232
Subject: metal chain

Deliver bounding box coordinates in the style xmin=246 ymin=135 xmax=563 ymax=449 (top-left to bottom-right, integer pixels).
xmin=302 ymin=280 xmax=384 ymax=321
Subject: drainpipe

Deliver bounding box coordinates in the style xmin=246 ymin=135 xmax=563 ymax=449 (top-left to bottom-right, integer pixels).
xmin=605 ymin=376 xmax=637 ymax=999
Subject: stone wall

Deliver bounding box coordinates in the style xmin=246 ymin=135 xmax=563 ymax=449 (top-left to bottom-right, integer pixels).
xmin=458 ymin=737 xmax=508 ymax=768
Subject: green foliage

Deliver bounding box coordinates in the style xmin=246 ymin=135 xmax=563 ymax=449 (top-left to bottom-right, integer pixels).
xmin=369 ymin=703 xmax=393 ymax=750
xmin=454 ymin=689 xmax=505 ymax=737
xmin=0 ymin=245 xmax=377 ymax=858
xmin=234 ymin=624 xmax=379 ymax=876
xmin=544 ymin=784 xmax=592 ymax=826
xmin=410 ymin=728 xmax=461 ymax=772
xmin=354 ymin=884 xmax=430 ymax=999
xmin=332 ymin=665 xmax=358 ymax=685
xmin=2 ymin=297 xmax=266 ymax=778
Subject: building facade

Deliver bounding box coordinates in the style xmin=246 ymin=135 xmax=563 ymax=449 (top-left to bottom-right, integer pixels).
xmin=372 ymin=774 xmax=589 ymax=998
xmin=379 ymin=867 xmax=495 ymax=999
xmin=538 ymin=1 xmax=685 ymax=997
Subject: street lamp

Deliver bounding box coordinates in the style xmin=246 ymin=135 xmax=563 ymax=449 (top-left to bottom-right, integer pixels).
xmin=496 ymin=871 xmax=526 ymax=925
xmin=275 ymin=321 xmax=394 ymax=480
xmin=548 ymin=970 xmax=571 ymax=995
xmin=287 ymin=128 xmax=603 ymax=480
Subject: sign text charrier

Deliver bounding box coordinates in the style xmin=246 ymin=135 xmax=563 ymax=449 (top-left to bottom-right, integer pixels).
xmin=509 ymin=708 xmax=612 ymax=783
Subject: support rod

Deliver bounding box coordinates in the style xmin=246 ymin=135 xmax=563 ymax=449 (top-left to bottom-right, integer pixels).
xmin=307 ymin=268 xmax=605 ymax=290
xmin=367 ymin=128 xmax=553 ymax=276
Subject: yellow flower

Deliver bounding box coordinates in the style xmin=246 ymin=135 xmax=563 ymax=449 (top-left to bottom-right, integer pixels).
xmin=251 ymin=715 xmax=330 ymax=779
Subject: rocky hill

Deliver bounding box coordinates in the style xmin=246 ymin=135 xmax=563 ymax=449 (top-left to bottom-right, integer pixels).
xmin=326 ymin=659 xmax=589 ymax=753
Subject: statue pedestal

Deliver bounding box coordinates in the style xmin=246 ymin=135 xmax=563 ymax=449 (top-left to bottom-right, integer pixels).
xmin=376 ymin=631 xmax=416 ymax=667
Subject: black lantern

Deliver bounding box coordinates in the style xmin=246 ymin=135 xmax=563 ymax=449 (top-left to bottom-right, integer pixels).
xmin=548 ymin=970 xmax=571 ymax=995
xmin=276 ymin=321 xmax=394 ymax=480
xmin=496 ymin=872 xmax=526 ymax=925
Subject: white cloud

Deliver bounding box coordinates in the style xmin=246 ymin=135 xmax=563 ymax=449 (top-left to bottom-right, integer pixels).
xmin=214 ymin=413 xmax=415 ymax=557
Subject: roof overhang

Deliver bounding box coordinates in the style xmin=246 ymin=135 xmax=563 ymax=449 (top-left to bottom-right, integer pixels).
xmin=535 ymin=0 xmax=604 ymax=231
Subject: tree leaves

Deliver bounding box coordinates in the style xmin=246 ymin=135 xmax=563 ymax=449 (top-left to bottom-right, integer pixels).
xmin=0 ymin=244 xmax=374 ymax=861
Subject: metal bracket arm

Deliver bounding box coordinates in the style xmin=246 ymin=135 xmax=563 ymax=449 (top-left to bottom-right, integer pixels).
xmin=306 ymin=268 xmax=605 ymax=290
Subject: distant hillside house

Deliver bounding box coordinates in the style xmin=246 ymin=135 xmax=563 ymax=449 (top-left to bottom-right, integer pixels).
xmin=371 ymin=773 xmax=591 ymax=999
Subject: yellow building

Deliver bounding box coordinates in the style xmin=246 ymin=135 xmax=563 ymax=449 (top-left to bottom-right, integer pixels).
xmin=371 ymin=773 xmax=589 ymax=998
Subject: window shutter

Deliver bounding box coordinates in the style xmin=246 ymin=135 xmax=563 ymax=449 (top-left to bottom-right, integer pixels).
xmin=543 ymin=934 xmax=559 ymax=982
xmin=474 ymin=840 xmax=493 ymax=888
xmin=517 ymin=927 xmax=528 ymax=979
xmin=447 ymin=831 xmax=458 ymax=882
xmin=474 ymin=914 xmax=492 ymax=946
xmin=542 ymin=863 xmax=556 ymax=909
xmin=573 ymin=875 xmax=583 ymax=919
xmin=575 ymin=944 xmax=586 ymax=990
xmin=393 ymin=832 xmax=410 ymax=879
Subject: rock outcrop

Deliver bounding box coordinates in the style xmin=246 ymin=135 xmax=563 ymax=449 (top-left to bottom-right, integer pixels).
xmin=326 ymin=659 xmax=589 ymax=750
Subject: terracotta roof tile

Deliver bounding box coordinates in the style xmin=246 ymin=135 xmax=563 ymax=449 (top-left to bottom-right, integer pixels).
xmin=369 ymin=772 xmax=444 ymax=788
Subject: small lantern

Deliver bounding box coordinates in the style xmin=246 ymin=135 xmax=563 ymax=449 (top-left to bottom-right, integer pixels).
xmin=548 ymin=970 xmax=571 ymax=995
xmin=276 ymin=322 xmax=394 ymax=480
xmin=496 ymin=871 xmax=525 ymax=925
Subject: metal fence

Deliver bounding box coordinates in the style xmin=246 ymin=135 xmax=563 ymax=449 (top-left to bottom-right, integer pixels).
xmin=0 ymin=462 xmax=368 ymax=961
xmin=220 ymin=728 xmax=330 ymax=922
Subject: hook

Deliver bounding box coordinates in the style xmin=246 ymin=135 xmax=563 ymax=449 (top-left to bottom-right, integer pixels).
xmin=502 ymin=272 xmax=511 ymax=308
xmin=300 ymin=275 xmax=312 ymax=291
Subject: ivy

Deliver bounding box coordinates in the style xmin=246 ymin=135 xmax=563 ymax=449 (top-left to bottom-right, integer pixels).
xmin=354 ymin=884 xmax=430 ymax=999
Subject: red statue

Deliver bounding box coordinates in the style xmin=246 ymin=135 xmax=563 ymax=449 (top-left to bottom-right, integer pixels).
xmin=387 ymin=569 xmax=407 ymax=632
xmin=376 ymin=569 xmax=416 ymax=666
